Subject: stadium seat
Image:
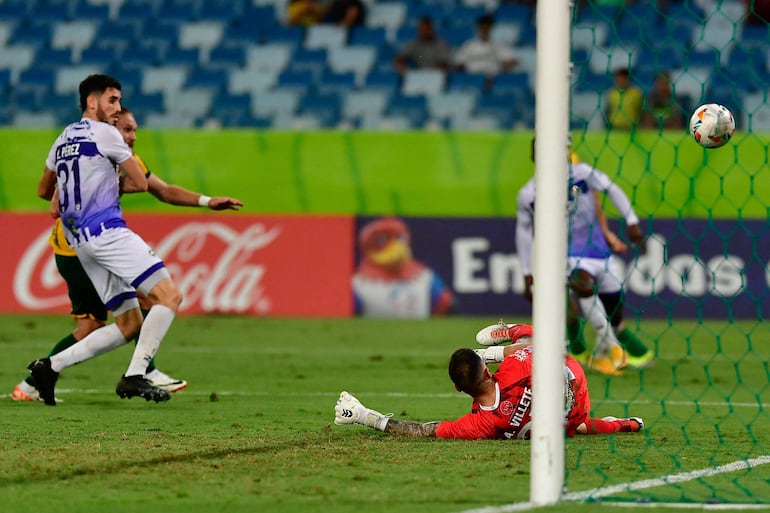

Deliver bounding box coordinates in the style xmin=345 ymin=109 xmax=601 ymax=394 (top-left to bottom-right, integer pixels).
xmin=571 ymin=23 xmax=609 ymax=51
xmin=490 ymin=72 xmax=532 ymax=97
xmin=94 ymin=20 xmax=136 ymax=52
xmin=261 ymin=25 xmax=304 ymax=48
xmin=570 ymin=90 xmax=605 ymax=130
xmin=367 ymin=2 xmax=407 ymax=42
xmin=208 ymin=45 xmax=247 ymax=70
xmin=157 ymin=2 xmax=196 ymax=22
xmin=427 ymin=92 xmax=477 ymax=122
xmin=35 ymin=48 xmax=73 ymax=70
xmin=364 ymin=69 xmax=401 ymax=95
xmin=290 ymin=47 xmax=329 ymax=79
xmin=587 ymin=46 xmax=637 ymax=75
xmin=16 ymin=68 xmax=56 ymax=99
xmin=118 ymin=1 xmax=157 ymax=24
xmin=342 ymin=90 xmax=389 ymax=121
xmin=298 ymin=92 xmax=342 ymax=128
xmin=246 ymin=44 xmax=293 ymax=73
xmin=402 ymin=69 xmax=445 ymax=96
xmin=272 ymin=113 xmax=323 ymax=130
xmin=142 ymin=20 xmax=181 ymax=51
xmin=55 ymin=65 xmax=101 ymax=95
xmin=0 ymin=46 xmax=35 ymax=83
xmin=306 ymin=25 xmax=348 ymax=51
xmin=670 ymin=68 xmax=710 ymax=105
xmin=121 ymin=45 xmax=161 ymax=69
xmin=130 ymin=92 xmax=165 ymax=113
xmin=164 ymin=46 xmax=201 ymax=69
xmin=742 ymin=92 xmax=770 ymax=132
xmin=328 ymin=46 xmax=376 ymax=85
xmin=359 ymin=113 xmax=415 ymax=131
xmin=165 ymin=89 xmax=213 ymax=118
xmin=442 ymin=25 xmax=476 ymax=49
xmin=0 ymin=21 xmax=13 ymax=46
xmin=79 ymin=46 xmax=116 ymax=67
xmin=0 ymin=0 xmax=29 ymax=19
xmin=349 ymin=26 xmax=388 ymax=49
xmin=228 ymin=68 xmax=278 ymax=95
xmin=386 ymin=94 xmax=428 ymax=127
xmin=495 ymin=3 xmax=533 ymax=22
xmin=38 ymin=93 xmax=79 ymax=119
xmin=51 ymin=21 xmax=99 ymax=61
xmin=221 ymin=20 xmax=262 ymax=47
xmin=71 ymin=2 xmax=111 ymax=22
xmin=277 ymin=69 xmax=316 ymax=95
xmin=474 ymin=94 xmax=517 ymax=129
xmin=252 ymin=90 xmax=300 ymax=118
xmin=317 ymin=69 xmax=356 ymax=95
xmin=447 ymin=72 xmax=487 ymax=93
xmin=30 ymin=1 xmax=71 ymax=23
xmin=141 ymin=67 xmax=189 ymax=96
xmin=491 ymin=22 xmax=521 ymax=47
xmin=144 ymin=112 xmax=198 ymax=128
xmin=10 ymin=22 xmax=51 ymax=49
xmin=200 ymin=2 xmax=239 ymax=23
xmin=13 ymin=111 xmax=58 ymax=128
xmin=178 ymin=22 xmax=225 ymax=63
xmin=185 ymin=68 xmax=228 ymax=93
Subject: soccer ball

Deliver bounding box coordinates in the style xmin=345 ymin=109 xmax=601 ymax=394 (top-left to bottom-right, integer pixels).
xmin=689 ymin=103 xmax=735 ymax=149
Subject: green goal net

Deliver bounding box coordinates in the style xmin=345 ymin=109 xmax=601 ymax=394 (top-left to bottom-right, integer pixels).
xmin=565 ymin=0 xmax=770 ymax=506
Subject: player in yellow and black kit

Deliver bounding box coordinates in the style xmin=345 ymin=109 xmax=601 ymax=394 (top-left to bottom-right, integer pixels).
xmin=13 ymin=108 xmax=244 ymax=402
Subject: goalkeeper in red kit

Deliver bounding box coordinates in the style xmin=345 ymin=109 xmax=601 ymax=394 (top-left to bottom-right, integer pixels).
xmin=334 ymin=323 xmax=643 ymax=439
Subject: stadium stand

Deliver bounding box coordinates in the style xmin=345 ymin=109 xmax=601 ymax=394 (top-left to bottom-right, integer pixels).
xmin=0 ymin=0 xmax=766 ymax=130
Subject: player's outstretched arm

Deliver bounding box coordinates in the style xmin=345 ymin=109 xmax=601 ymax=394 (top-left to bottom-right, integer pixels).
xmin=147 ymin=174 xmax=244 ymax=210
xmin=384 ymin=419 xmax=440 ymax=437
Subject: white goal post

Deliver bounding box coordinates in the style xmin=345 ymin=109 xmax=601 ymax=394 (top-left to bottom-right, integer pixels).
xmin=530 ymin=0 xmax=571 ymax=506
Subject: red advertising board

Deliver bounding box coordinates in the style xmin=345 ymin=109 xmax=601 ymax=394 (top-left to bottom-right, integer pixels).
xmin=2 ymin=213 xmax=354 ymax=316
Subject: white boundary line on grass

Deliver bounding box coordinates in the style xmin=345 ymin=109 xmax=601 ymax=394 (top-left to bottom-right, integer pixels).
xmin=457 ymin=455 xmax=770 ymax=513
xmin=2 ymin=389 xmax=770 ymax=410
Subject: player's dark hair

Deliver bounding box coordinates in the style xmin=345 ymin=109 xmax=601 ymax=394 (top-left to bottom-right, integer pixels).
xmin=79 ymin=74 xmax=122 ymax=112
xmin=448 ymin=348 xmax=485 ymax=395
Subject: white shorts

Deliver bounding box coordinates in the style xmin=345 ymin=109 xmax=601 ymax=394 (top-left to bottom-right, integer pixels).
xmin=76 ymin=227 xmax=170 ymax=315
xmin=567 ymin=255 xmax=624 ymax=294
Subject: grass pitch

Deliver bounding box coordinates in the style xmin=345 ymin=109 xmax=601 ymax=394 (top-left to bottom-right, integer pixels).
xmin=1 ymin=314 xmax=768 ymax=513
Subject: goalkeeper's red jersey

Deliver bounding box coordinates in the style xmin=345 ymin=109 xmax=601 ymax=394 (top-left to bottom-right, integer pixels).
xmin=435 ymin=348 xmax=590 ymax=440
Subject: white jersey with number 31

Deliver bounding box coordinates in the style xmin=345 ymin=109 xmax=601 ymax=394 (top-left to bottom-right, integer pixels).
xmin=45 ymin=118 xmax=132 ymax=246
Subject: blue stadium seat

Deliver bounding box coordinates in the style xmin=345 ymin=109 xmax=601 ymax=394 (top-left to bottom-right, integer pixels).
xmin=349 ymin=26 xmax=388 ymax=49
xmin=386 ymin=94 xmax=428 ymax=126
xmin=406 ymin=3 xmax=448 ymax=27
xmin=164 ymin=46 xmax=201 ymax=68
xmin=10 ymin=22 xmax=51 ymax=48
xmin=394 ymin=26 xmax=416 ymax=47
xmin=36 ymin=48 xmax=73 ymax=69
xmin=447 ymin=6 xmax=488 ymax=26
xmin=30 ymin=1 xmax=71 ymax=23
xmin=317 ymin=69 xmax=356 ymax=95
xmin=214 ymin=91 xmax=251 ymax=114
xmin=221 ymin=20 xmax=262 ymax=47
xmin=209 ymin=45 xmax=247 ymax=69
xmin=240 ymin=4 xmax=278 ymax=27
xmin=298 ymin=92 xmax=342 ymax=128
xmin=72 ymin=2 xmax=110 ymax=21
xmin=741 ymin=25 xmax=770 ymax=47
xmin=95 ymin=21 xmax=136 ymax=51
xmin=79 ymin=46 xmax=116 ymax=67
xmin=365 ymin=69 xmax=401 ymax=95
xmin=118 ymin=1 xmax=157 ymax=24
xmin=16 ymin=68 xmax=55 ymax=99
xmin=185 ymin=68 xmax=228 ymax=92
xmin=474 ymin=94 xmax=517 ymax=129
xmin=200 ymin=2 xmax=239 ymax=22
xmin=157 ymin=2 xmax=196 ymax=22
xmin=495 ymin=3 xmax=533 ymax=22
xmin=120 ymin=45 xmax=161 ymax=69
xmin=38 ymin=93 xmax=79 ymax=118
xmin=572 ymin=71 xmax=613 ymax=93
xmin=290 ymin=48 xmax=329 ymax=79
xmin=143 ymin=21 xmax=181 ymax=49
xmin=442 ymin=25 xmax=475 ymax=49
xmin=130 ymin=93 xmax=165 ymax=113
xmin=0 ymin=0 xmax=30 ymax=19
xmin=490 ymin=72 xmax=531 ymax=97
xmin=277 ymin=69 xmax=316 ymax=95
xmin=220 ymin=111 xmax=273 ymax=128
xmin=447 ymin=72 xmax=487 ymax=93
xmin=262 ymin=25 xmax=304 ymax=48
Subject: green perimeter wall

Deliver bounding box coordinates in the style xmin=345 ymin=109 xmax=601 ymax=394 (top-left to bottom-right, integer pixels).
xmin=2 ymin=129 xmax=768 ymax=218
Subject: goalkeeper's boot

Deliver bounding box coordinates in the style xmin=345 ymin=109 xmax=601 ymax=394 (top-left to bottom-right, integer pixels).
xmin=334 ymin=391 xmax=390 ymax=431
xmin=476 ymin=320 xmax=533 ymax=346
xmin=602 ymin=416 xmax=644 ymax=432
xmin=12 ymin=381 xmax=40 ymax=402
xmin=116 ymin=375 xmax=171 ymax=403
xmin=145 ymin=369 xmax=187 ymax=393
xmin=27 ymin=358 xmax=59 ymax=406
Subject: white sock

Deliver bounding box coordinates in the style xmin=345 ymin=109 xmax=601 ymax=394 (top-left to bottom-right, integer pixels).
xmin=50 ymin=324 xmax=127 ymax=372
xmin=578 ymin=295 xmax=620 ymax=355
xmin=125 ymin=305 xmax=175 ymax=377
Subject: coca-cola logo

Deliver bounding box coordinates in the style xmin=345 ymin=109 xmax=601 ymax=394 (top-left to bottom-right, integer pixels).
xmin=14 ymin=222 xmax=281 ymax=314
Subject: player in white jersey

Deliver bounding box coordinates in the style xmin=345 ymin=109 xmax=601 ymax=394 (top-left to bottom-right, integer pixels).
xmin=28 ymin=74 xmax=182 ymax=405
xmin=516 ymin=138 xmax=651 ymax=375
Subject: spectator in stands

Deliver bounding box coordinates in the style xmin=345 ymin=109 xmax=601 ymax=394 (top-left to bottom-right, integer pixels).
xmin=640 ymin=70 xmax=684 ymax=131
xmin=393 ymin=17 xmax=452 ymax=76
xmin=287 ymin=0 xmax=326 ymax=27
xmin=603 ymin=67 xmax=643 ymax=131
xmin=453 ymin=15 xmax=518 ymax=77
xmin=323 ymin=0 xmax=366 ymax=27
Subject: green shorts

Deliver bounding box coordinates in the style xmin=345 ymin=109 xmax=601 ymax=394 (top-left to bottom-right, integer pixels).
xmin=55 ymin=253 xmax=108 ymax=322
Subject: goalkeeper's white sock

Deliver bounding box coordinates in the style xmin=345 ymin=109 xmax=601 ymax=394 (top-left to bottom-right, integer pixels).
xmin=578 ymin=295 xmax=620 ymax=355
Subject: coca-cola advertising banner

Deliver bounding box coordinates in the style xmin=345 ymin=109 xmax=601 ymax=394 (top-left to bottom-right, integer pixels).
xmin=4 ymin=213 xmax=353 ymax=316
xmin=5 ymin=214 xmax=769 ymax=319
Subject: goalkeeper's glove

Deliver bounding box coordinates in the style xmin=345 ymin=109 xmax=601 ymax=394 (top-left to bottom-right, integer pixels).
xmin=474 ymin=346 xmax=506 ymax=364
xmin=334 ymin=391 xmax=391 ymax=431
